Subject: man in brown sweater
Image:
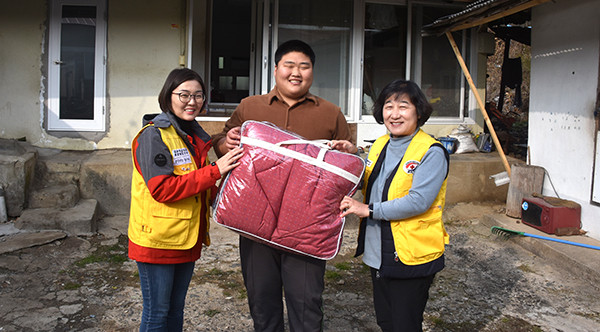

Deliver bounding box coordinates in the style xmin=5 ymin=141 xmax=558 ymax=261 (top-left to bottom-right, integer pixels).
xmin=212 ymin=40 xmax=357 ymax=332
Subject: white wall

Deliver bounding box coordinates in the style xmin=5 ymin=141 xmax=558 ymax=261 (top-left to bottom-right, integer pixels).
xmin=530 ymin=0 xmax=600 ymax=240
xmin=103 ymin=0 xmax=186 ymax=149
xmin=0 ymin=0 xmax=48 ymax=144
xmin=0 ymin=0 xmax=185 ymax=150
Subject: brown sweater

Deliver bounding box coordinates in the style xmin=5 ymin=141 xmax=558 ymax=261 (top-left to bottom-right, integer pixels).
xmin=212 ymin=87 xmax=352 ymax=155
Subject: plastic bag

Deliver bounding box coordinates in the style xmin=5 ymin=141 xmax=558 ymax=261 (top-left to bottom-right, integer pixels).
xmin=213 ymin=121 xmax=366 ymax=260
xmin=448 ymin=125 xmax=479 ymax=154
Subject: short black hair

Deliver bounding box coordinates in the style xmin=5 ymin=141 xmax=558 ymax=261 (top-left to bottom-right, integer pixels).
xmin=372 ymin=79 xmax=433 ymax=127
xmin=274 ymin=40 xmax=316 ymax=66
xmin=158 ymin=68 xmax=207 ymax=113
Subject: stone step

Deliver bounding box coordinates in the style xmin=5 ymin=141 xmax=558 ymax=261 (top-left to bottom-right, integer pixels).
xmin=0 ymin=140 xmax=36 ymax=217
xmin=33 ymin=150 xmax=89 ymax=188
xmin=0 ymin=230 xmax=67 ymax=255
xmin=15 ymin=199 xmax=99 ymax=236
xmin=79 ymin=149 xmax=132 ymax=216
xmin=28 ymin=184 xmax=80 ymax=209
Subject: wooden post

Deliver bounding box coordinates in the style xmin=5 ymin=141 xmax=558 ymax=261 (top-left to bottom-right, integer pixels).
xmin=446 ymin=31 xmax=512 ymax=177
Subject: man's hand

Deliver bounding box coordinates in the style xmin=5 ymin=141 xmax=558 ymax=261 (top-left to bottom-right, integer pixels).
xmin=329 ymin=140 xmax=359 ymax=154
xmin=225 ymin=127 xmax=241 ymax=151
xmin=215 ymin=126 xmax=241 ymax=157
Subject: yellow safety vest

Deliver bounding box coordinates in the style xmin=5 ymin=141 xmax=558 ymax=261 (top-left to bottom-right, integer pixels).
xmin=128 ymin=124 xmax=211 ymax=249
xmin=363 ymin=129 xmax=449 ymax=265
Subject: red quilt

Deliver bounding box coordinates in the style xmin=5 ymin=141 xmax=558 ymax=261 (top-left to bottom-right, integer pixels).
xmin=213 ymin=121 xmax=365 ymax=260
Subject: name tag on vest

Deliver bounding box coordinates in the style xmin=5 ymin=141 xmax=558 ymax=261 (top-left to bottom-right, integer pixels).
xmin=172 ymin=148 xmax=192 ymax=166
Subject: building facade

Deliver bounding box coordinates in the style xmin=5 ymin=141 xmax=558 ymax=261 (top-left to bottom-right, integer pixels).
xmin=0 ymin=0 xmax=486 ymax=150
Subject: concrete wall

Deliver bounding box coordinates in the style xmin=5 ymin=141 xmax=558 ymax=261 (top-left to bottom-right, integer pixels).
xmin=445 ymin=153 xmax=515 ymax=205
xmin=530 ymin=0 xmax=600 ymax=240
xmin=103 ymin=0 xmax=186 ymax=149
xmin=0 ymin=0 xmax=185 ymax=150
xmin=0 ymin=0 xmax=46 ymax=143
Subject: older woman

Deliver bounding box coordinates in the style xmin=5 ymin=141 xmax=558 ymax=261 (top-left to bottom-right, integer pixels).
xmin=340 ymin=79 xmax=449 ymax=332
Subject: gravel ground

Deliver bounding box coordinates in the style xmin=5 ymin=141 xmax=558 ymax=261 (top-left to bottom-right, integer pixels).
xmin=1 ymin=202 xmax=600 ymax=331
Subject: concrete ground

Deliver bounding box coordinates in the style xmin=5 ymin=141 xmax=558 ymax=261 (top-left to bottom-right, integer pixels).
xmin=2 ymin=139 xmax=599 ymax=330
xmin=4 ymin=187 xmax=600 ymax=290
xmin=1 ymin=202 xmax=600 ymax=331
xmin=482 ymin=208 xmax=600 ymax=287
xmin=3 ymin=204 xmax=599 ymax=288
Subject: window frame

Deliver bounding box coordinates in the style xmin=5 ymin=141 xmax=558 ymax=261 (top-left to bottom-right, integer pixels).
xmin=47 ymin=0 xmax=107 ymax=132
xmin=195 ymin=0 xmax=475 ymax=125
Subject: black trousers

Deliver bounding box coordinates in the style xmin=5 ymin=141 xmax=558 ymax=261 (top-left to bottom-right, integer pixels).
xmin=370 ymin=268 xmax=435 ymax=332
xmin=240 ymin=236 xmax=326 ymax=332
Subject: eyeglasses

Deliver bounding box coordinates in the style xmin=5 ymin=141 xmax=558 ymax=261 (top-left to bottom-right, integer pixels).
xmin=172 ymin=92 xmax=205 ymax=103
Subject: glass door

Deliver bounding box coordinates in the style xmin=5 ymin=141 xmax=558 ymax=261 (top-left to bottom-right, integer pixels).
xmin=411 ymin=4 xmax=466 ymax=119
xmin=204 ymin=0 xmax=352 ymax=117
xmin=204 ymin=0 xmax=272 ymax=117
xmin=254 ymin=0 xmax=273 ymax=96
xmin=362 ymin=2 xmax=407 ymax=116
xmin=207 ymin=0 xmax=255 ymax=116
xmin=48 ymin=0 xmax=106 ymax=131
xmin=276 ymin=0 xmax=353 ymax=114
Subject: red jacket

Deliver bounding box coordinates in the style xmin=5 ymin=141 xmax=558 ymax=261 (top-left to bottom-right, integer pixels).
xmin=128 ymin=112 xmax=220 ymax=264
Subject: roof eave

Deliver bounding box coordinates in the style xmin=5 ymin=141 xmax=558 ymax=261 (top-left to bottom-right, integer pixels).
xmin=422 ymin=0 xmax=551 ymax=36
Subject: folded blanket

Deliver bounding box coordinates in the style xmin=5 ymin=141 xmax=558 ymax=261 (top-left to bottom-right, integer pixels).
xmin=213 ymin=121 xmax=365 ymax=260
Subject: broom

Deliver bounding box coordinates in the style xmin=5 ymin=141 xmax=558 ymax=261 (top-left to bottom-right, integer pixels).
xmin=491 ymin=226 xmax=600 ymax=250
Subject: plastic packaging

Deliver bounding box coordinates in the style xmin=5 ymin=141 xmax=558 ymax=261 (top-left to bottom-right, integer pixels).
xmin=449 ymin=125 xmax=479 ymax=154
xmin=476 ymin=133 xmax=492 ymax=152
xmin=213 ymin=121 xmax=366 ymax=260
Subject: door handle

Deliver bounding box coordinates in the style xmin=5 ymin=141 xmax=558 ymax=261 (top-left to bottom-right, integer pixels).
xmin=54 ymin=60 xmax=64 ymax=65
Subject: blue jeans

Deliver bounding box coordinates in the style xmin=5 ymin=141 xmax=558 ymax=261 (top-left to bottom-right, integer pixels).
xmin=136 ymin=261 xmax=195 ymax=332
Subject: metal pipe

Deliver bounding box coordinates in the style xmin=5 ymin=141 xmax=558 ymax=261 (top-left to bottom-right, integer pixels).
xmin=0 ymin=186 xmax=7 ymax=222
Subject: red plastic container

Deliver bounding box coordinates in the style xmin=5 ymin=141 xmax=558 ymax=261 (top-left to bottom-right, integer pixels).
xmin=521 ymin=196 xmax=581 ymax=235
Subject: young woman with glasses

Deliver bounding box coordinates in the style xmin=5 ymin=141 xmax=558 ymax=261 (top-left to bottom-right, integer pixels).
xmin=127 ymin=68 xmax=243 ymax=331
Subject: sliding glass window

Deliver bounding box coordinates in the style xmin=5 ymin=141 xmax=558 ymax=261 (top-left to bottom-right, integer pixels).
xmin=278 ymin=0 xmax=353 ymax=114
xmin=412 ymin=4 xmax=467 ymax=119
xmin=362 ymin=3 xmax=407 ymax=115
